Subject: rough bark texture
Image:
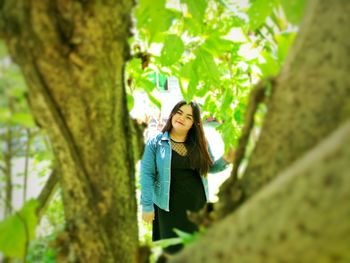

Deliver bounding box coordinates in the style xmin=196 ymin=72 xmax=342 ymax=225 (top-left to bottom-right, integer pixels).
xmin=172 ymin=120 xmax=350 ymax=263
xmin=0 ymin=1 xmax=137 ymax=262
xmin=217 ymin=0 xmax=350 ymax=218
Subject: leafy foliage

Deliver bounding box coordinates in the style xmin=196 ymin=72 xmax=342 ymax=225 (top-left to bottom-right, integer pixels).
xmin=0 ymin=41 xmax=54 ymax=261
xmin=127 ymin=0 xmax=305 ymax=150
xmin=153 ymin=228 xmax=200 ymax=248
xmin=0 ymin=199 xmax=38 ymax=258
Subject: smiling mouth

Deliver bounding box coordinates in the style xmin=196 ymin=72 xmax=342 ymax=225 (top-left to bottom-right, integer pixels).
xmin=176 ymin=121 xmax=184 ymax=125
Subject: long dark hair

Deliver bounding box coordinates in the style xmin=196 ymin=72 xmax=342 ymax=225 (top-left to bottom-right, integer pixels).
xmin=162 ymin=100 xmax=213 ymax=175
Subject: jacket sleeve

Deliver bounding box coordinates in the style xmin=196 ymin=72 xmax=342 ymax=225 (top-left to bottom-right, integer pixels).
xmin=208 ymin=143 xmax=229 ymax=174
xmin=140 ymin=137 xmax=157 ymax=212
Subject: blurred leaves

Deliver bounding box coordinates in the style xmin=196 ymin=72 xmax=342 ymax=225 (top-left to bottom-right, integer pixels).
xmin=181 ymin=0 xmax=208 ymax=22
xmin=0 ymin=199 xmax=39 ymax=258
xmin=279 ymin=0 xmax=307 ymax=25
xmin=160 ymin=34 xmax=185 ymax=66
xmin=127 ymin=0 xmax=304 ymax=149
xmin=135 ymin=0 xmax=178 ymax=43
xmin=248 ymin=0 xmax=277 ymax=31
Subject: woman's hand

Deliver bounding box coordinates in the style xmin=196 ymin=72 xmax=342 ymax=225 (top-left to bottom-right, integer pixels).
xmin=142 ymin=212 xmax=155 ymax=224
xmin=223 ymin=147 xmax=235 ymax=163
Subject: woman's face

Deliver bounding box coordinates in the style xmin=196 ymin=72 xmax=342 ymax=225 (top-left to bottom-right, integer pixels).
xmin=171 ymin=104 xmax=194 ymax=133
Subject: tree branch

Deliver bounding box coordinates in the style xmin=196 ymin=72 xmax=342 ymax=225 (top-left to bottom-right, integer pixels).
xmin=36 ymin=170 xmax=59 ymax=218
xmin=191 ymin=78 xmax=275 ymax=226
xmin=171 ymin=120 xmax=350 ymax=263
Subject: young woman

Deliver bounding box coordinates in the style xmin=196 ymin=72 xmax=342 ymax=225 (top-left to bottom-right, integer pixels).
xmin=140 ymin=100 xmax=233 ymax=254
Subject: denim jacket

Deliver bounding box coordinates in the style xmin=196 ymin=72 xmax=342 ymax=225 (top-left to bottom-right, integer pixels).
xmin=140 ymin=131 xmax=228 ymax=212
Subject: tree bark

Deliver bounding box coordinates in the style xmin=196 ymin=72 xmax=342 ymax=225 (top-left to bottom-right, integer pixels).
xmin=36 ymin=170 xmax=59 ymax=218
xmin=0 ymin=1 xmax=137 ymax=262
xmin=172 ymin=120 xmax=350 ymax=263
xmin=217 ymin=0 xmax=350 ymax=218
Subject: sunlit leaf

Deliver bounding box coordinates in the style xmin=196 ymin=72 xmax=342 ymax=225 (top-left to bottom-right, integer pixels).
xmin=179 ymin=78 xmax=189 ymax=101
xmin=196 ymin=85 xmax=209 ymax=97
xmin=0 ymin=199 xmax=38 ymax=258
xmin=0 ymin=108 xmax=10 ymax=122
xmin=160 ymin=34 xmax=185 ymax=66
xmin=181 ymin=0 xmax=208 ymax=22
xmin=276 ymin=32 xmax=297 ymax=63
xmin=202 ymin=36 xmax=235 ymax=56
xmin=140 ymin=78 xmax=156 ymax=93
xmin=186 ymin=78 xmax=199 ymax=102
xmin=153 ymin=237 xmax=182 ymax=248
xmin=279 ymin=0 xmax=307 ymax=25
xmin=221 ymin=89 xmax=233 ymax=111
xmin=248 ymin=0 xmax=277 ymax=30
xmin=259 ymin=51 xmax=280 ymax=77
xmin=179 ymin=61 xmax=196 ymax=80
xmin=148 ymin=92 xmax=161 ymax=109
xmin=127 ymin=93 xmax=134 ymax=111
xmin=194 ymin=48 xmax=220 ymax=83
xmin=10 ymin=113 xmax=36 ymax=128
xmin=173 ymin=228 xmax=198 ymax=244
xmin=135 ymin=0 xmax=178 ymax=42
xmin=183 ymin=17 xmax=202 ymax=35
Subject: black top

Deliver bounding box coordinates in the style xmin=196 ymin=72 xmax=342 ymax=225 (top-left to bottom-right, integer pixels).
xmin=169 ymin=148 xmax=205 ymax=212
xmin=152 ymin=141 xmax=206 ymax=254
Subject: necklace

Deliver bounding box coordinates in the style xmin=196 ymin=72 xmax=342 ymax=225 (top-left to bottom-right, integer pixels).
xmin=171 ymin=138 xmax=186 ymax=143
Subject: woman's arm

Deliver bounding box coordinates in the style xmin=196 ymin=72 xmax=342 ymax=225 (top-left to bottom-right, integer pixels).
xmin=208 ymin=144 xmax=235 ymax=173
xmin=140 ymin=137 xmax=157 ymax=213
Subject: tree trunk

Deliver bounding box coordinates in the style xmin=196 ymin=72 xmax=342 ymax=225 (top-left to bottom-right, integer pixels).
xmin=217 ymin=0 xmax=350 ymax=218
xmin=0 ymin=1 xmax=137 ymax=262
xmin=171 ymin=120 xmax=350 ymax=263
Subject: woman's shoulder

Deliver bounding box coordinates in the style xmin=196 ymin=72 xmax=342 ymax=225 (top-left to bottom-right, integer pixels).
xmin=146 ymin=131 xmax=167 ymax=145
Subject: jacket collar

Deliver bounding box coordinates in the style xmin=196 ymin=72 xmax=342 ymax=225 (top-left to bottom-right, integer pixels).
xmin=161 ymin=131 xmax=170 ymax=141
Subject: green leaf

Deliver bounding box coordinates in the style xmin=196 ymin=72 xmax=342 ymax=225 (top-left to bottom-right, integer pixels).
xmin=234 ymin=102 xmax=246 ymax=125
xmin=181 ymin=0 xmax=208 ymax=22
xmin=140 ymin=78 xmax=156 ymax=93
xmin=194 ymin=48 xmax=220 ymax=83
xmin=160 ymin=34 xmax=185 ymax=66
xmin=0 ymin=108 xmax=10 ymax=123
xmin=178 ymin=60 xmax=200 ymax=100
xmin=279 ymin=0 xmax=307 ymax=25
xmin=183 ymin=17 xmax=202 ymax=35
xmin=10 ymin=113 xmax=36 ymax=128
xmin=259 ymin=51 xmax=280 ymax=77
xmin=221 ymin=89 xmax=233 ymax=111
xmin=148 ymin=92 xmax=161 ymax=109
xmin=179 ymin=61 xmax=196 ymax=80
xmin=173 ymin=228 xmax=198 ymax=244
xmin=276 ymin=32 xmax=297 ymax=63
xmin=196 ymin=85 xmax=209 ymax=97
xmin=153 ymin=237 xmax=183 ymax=248
xmin=248 ymin=0 xmax=277 ymax=30
xmin=202 ymin=36 xmax=235 ymax=56
xmin=187 ymin=78 xmax=199 ymax=102
xmin=135 ymin=0 xmax=177 ymax=43
xmin=0 ymin=199 xmax=39 ymax=258
xmin=127 ymin=93 xmax=134 ymax=111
